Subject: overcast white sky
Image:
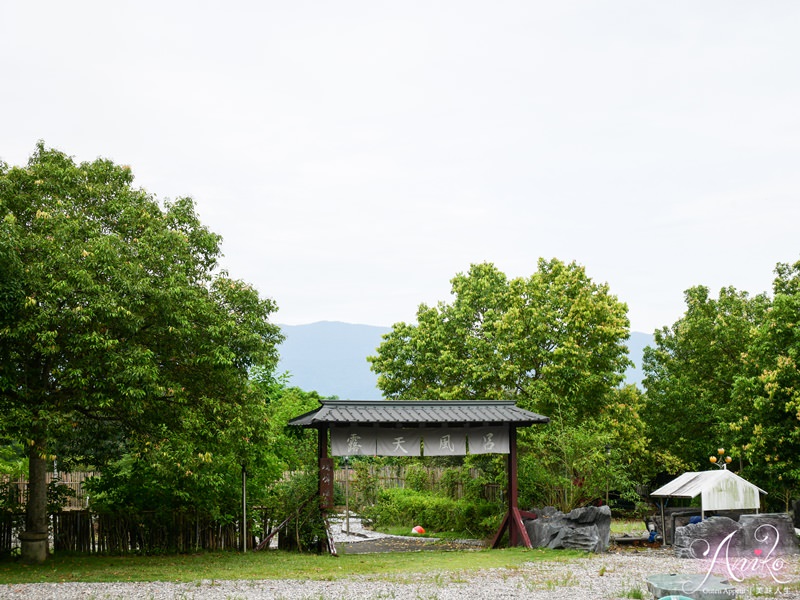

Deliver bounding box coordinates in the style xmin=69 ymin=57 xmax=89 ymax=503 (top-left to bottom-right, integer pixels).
xmin=2 ymin=1 xmax=799 ymax=333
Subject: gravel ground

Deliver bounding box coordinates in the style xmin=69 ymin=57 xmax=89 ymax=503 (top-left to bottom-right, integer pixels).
xmin=3 ymin=550 xmax=800 ymax=600
xmin=3 ymin=517 xmax=799 ymax=599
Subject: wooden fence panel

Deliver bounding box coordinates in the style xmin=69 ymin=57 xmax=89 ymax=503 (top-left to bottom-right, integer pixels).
xmin=2 ymin=465 xmax=502 ymax=555
xmin=1 ymin=472 xmax=99 ymax=511
xmin=0 ymin=513 xmax=23 ymax=556
xmin=4 ymin=467 xmax=496 ymax=514
xmin=53 ymin=510 xmax=94 ymax=552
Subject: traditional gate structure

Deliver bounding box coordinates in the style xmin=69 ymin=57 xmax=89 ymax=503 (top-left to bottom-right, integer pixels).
xmin=288 ymin=399 xmax=549 ymax=549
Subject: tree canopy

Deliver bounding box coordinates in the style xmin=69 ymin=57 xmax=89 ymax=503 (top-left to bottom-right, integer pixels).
xmin=730 ymin=260 xmax=800 ymax=508
xmin=369 ymin=259 xmax=642 ymax=510
xmin=369 ymin=259 xmax=632 ymax=420
xmin=0 ymin=143 xmax=284 ymax=560
xmin=641 ymin=285 xmax=769 ymax=472
xmin=642 ymin=261 xmax=800 ymax=510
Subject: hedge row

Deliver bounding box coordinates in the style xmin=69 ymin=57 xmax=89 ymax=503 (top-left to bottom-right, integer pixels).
xmin=360 ymin=487 xmax=503 ymax=538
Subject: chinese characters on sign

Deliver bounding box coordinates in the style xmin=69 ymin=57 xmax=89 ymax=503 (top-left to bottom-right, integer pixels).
xmin=330 ymin=427 xmax=508 ymax=456
xmin=331 ymin=428 xmax=376 ymax=456
xmin=346 ymin=433 xmax=363 ymax=454
xmin=468 ymin=428 xmax=509 ymax=454
xmin=422 ymin=428 xmax=466 ymax=456
xmin=376 ymin=429 xmax=421 ymax=456
xmin=319 ymin=458 xmax=334 ymax=508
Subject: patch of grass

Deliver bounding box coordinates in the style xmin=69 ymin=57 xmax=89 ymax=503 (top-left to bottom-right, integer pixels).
xmin=0 ymin=547 xmax=584 ymax=585
xmin=522 ymin=570 xmax=578 ymax=591
xmin=546 ymin=572 xmax=577 ymax=590
xmin=610 ymin=518 xmax=646 ymax=536
xmin=620 ymin=586 xmax=645 ymax=599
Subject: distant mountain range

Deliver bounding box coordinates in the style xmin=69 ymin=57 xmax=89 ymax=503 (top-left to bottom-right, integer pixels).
xmin=276 ymin=322 xmax=654 ymax=399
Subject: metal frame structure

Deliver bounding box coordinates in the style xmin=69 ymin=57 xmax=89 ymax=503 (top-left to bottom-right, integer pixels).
xmin=650 ymin=469 xmax=767 ymax=545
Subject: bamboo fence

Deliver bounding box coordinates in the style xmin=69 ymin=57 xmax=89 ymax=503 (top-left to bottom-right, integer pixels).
xmin=0 ymin=471 xmax=98 ymax=511
xmin=1 ymin=465 xmax=501 ymax=555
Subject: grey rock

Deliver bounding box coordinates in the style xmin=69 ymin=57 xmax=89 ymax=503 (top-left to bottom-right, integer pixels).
xmin=550 ymin=524 xmax=603 ymax=552
xmin=674 ymin=513 xmax=800 ymax=559
xmin=738 ymin=512 xmax=799 ymax=556
xmin=673 ymin=516 xmax=740 ymax=559
xmin=524 ymin=505 xmax=611 ymax=552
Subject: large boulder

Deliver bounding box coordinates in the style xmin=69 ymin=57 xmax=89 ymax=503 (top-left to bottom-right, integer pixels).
xmin=524 ymin=505 xmax=611 ymax=552
xmin=673 ymin=516 xmax=740 ymax=558
xmin=674 ymin=513 xmax=799 ymax=559
xmin=738 ymin=513 xmax=799 ymax=557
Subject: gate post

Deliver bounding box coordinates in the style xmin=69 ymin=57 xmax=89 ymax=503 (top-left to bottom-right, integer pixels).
xmin=491 ymin=425 xmax=532 ymax=548
xmin=318 ymin=426 xmax=334 ymax=510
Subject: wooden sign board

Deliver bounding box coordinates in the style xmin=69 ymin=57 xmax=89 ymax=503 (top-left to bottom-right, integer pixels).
xmin=319 ymin=457 xmax=334 ymax=509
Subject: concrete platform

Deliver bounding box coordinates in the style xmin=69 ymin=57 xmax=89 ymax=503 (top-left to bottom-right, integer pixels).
xmin=645 ymin=573 xmax=736 ymax=600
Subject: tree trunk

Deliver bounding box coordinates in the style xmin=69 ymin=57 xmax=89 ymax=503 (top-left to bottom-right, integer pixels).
xmin=21 ymin=439 xmax=49 ymax=563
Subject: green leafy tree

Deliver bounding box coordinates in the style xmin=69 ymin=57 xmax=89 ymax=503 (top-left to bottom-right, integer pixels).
xmin=732 ymin=260 xmax=800 ymax=509
xmin=369 ymin=260 xmax=639 ymax=509
xmin=0 ymin=143 xmax=283 ymax=561
xmin=642 ymin=286 xmax=769 ymax=473
xmin=519 ymin=385 xmax=652 ymax=512
xmin=370 ymin=259 xmax=631 ymax=416
xmin=251 ymin=374 xmax=321 ymax=473
xmin=83 ymin=377 xmax=320 ymax=539
xmin=0 ymin=444 xmax=27 ymax=478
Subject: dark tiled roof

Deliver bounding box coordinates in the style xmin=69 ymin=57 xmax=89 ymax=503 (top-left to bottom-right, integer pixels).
xmin=289 ymin=400 xmax=549 ymax=428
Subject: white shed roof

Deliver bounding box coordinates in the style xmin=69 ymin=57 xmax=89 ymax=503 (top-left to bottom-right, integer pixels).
xmin=651 ymin=469 xmax=766 ymax=512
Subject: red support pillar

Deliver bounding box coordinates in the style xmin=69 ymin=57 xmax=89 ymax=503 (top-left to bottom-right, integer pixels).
xmin=491 ymin=425 xmax=532 ymax=548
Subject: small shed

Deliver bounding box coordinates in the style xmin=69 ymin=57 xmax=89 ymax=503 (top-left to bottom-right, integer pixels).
xmin=650 ymin=469 xmax=766 ymax=543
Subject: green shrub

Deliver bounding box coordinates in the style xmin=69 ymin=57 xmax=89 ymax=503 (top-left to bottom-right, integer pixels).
xmin=0 ymin=480 xmax=22 ymax=513
xmin=361 ymin=488 xmax=502 ymax=538
xmin=438 ymin=466 xmax=467 ymax=499
xmin=403 ymin=464 xmax=431 ymax=492
xmin=352 ymin=460 xmax=378 ymax=508
xmin=47 ymin=477 xmax=76 ymax=512
xmin=263 ymin=471 xmax=328 ymax=552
